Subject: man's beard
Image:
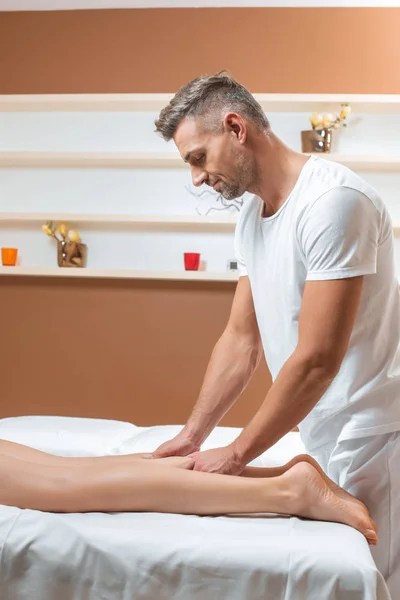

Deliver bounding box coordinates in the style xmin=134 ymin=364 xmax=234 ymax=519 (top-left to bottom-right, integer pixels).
xmin=219 ymin=181 xmax=243 ymax=200
xmin=219 ymin=154 xmax=254 ymax=200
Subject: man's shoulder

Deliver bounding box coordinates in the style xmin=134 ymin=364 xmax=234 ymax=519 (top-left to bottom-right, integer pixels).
xmin=296 ymin=157 xmax=384 ymax=215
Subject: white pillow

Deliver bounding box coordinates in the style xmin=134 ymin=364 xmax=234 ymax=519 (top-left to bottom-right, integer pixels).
xmin=0 ymin=416 xmax=138 ymax=457
xmin=117 ymin=424 xmax=306 ymax=467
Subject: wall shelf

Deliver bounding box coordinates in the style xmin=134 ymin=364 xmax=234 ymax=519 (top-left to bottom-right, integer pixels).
xmin=1 ymin=93 xmax=400 ymax=114
xmin=1 ymin=212 xmax=399 ymax=235
xmin=2 ymin=212 xmax=400 ymax=236
xmin=1 ymin=152 xmax=400 ymax=171
xmin=310 ymin=154 xmax=400 ymax=171
xmin=0 ymin=267 xmax=239 ymax=282
xmin=0 ymin=152 xmax=186 ymax=169
xmin=0 ymin=213 xmax=238 ymax=230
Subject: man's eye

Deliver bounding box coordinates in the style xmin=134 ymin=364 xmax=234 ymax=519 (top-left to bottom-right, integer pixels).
xmin=195 ymin=155 xmax=205 ymax=164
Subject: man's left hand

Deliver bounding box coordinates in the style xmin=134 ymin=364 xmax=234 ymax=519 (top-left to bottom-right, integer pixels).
xmin=188 ymin=445 xmax=245 ymax=475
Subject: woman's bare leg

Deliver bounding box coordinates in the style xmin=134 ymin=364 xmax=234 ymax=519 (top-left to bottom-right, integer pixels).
xmin=0 ymin=442 xmax=323 ymax=479
xmin=0 ymin=441 xmax=322 ymax=477
xmin=0 ymin=441 xmax=315 ymax=481
xmin=242 ymin=457 xmax=369 ymax=507
xmin=0 ymin=440 xmax=377 ymax=530
xmin=0 ymin=440 xmax=378 ymax=539
xmin=241 ymin=465 xmax=288 ymax=478
xmin=0 ymin=453 xmax=289 ymax=514
xmin=0 ymin=452 xmax=377 ymax=545
xmin=0 ymin=439 xmax=192 ymax=469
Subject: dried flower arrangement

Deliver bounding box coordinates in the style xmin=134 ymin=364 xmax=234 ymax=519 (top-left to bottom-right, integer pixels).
xmin=42 ymin=222 xmax=87 ymax=268
xmin=309 ymin=104 xmax=351 ymax=131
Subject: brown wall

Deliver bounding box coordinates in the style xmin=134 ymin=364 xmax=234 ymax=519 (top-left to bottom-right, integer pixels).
xmin=1 ymin=8 xmax=400 ymax=94
xmin=1 ymin=6 xmax=398 ymax=426
xmin=0 ymin=276 xmax=271 ymax=426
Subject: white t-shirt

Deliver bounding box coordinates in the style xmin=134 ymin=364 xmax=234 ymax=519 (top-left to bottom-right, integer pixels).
xmin=235 ymin=155 xmax=400 ymax=452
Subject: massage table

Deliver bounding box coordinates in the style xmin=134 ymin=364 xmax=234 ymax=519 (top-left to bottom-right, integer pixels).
xmin=0 ymin=416 xmax=391 ymax=600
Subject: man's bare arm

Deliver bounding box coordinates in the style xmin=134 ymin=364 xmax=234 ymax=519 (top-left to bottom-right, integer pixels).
xmin=153 ymin=276 xmax=263 ymax=457
xmin=182 ymin=275 xmax=263 ymax=446
xmin=231 ymin=276 xmax=364 ymax=464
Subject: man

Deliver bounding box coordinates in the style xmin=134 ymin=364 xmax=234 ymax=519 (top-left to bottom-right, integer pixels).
xmin=153 ymin=71 xmax=400 ymax=595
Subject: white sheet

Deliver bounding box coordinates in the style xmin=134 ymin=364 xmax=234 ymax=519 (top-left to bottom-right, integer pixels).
xmin=0 ymin=417 xmax=391 ymax=600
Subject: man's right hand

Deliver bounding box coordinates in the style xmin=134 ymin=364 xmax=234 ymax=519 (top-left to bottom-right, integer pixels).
xmin=152 ymin=431 xmax=201 ymax=458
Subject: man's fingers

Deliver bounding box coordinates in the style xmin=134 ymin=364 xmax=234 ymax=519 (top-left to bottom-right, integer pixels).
xmin=153 ymin=436 xmax=198 ymax=459
xmin=152 ymin=449 xmax=170 ymax=458
xmin=153 ymin=445 xmax=181 ymax=459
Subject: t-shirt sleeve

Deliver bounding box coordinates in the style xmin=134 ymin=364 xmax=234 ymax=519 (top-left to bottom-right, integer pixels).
xmin=234 ymin=217 xmax=248 ymax=277
xmin=296 ymin=187 xmax=381 ymax=281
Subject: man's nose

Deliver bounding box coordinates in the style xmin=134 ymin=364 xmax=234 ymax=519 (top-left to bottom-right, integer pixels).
xmin=191 ymin=167 xmax=208 ymax=187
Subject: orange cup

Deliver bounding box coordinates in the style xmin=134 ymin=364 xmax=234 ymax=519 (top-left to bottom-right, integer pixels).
xmin=1 ymin=248 xmax=18 ymax=266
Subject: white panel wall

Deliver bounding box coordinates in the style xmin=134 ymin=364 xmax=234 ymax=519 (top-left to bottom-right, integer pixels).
xmin=1 ymin=108 xmax=400 ymax=273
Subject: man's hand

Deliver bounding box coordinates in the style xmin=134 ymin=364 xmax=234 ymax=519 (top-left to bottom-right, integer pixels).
xmin=188 ymin=445 xmax=245 ymax=475
xmin=153 ymin=431 xmax=201 ymax=458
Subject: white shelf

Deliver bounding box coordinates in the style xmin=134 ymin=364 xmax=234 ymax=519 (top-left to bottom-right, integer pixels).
xmin=0 ymin=213 xmax=237 ymax=230
xmin=0 ymin=94 xmax=175 ymax=113
xmin=255 ymin=94 xmax=400 ymax=114
xmin=310 ymin=154 xmax=400 ymax=171
xmin=0 ymin=152 xmax=186 ymax=169
xmin=0 ymin=267 xmax=239 ymax=282
xmin=1 ymin=93 xmax=400 ymax=114
xmin=1 ymin=152 xmax=400 ymax=171
xmin=1 ymin=212 xmax=399 ymax=235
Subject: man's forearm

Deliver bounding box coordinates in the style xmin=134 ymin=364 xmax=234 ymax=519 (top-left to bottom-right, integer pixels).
xmin=183 ymin=329 xmax=262 ymax=446
xmin=232 ymin=351 xmax=337 ymax=464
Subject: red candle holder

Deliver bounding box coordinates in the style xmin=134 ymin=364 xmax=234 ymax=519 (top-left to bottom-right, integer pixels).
xmin=184 ymin=252 xmax=200 ymax=271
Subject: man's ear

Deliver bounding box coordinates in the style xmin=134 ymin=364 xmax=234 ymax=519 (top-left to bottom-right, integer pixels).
xmin=223 ymin=112 xmax=247 ymax=144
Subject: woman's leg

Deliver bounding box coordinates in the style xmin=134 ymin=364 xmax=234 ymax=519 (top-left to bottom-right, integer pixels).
xmin=241 ymin=465 xmax=288 ymax=478
xmin=0 ymin=452 xmax=377 ymax=544
xmin=0 ymin=441 xmax=323 ymax=483
xmin=0 ymin=440 xmax=377 ymax=532
xmin=0 ymin=439 xmax=192 ymax=469
xmin=0 ymin=441 xmax=324 ymax=479
xmin=242 ymin=456 xmax=371 ymax=511
xmin=0 ymin=440 xmax=374 ymax=515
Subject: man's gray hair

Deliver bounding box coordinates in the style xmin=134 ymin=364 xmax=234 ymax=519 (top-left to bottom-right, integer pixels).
xmin=154 ymin=71 xmax=270 ymax=141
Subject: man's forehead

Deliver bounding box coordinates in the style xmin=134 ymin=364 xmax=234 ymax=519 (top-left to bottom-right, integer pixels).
xmin=174 ymin=117 xmax=204 ymax=153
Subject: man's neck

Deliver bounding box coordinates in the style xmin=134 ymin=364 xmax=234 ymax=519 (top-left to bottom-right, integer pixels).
xmin=248 ymin=133 xmax=309 ymax=218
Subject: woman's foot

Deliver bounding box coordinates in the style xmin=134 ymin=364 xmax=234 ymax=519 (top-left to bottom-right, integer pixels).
xmin=281 ymin=461 xmax=378 ymax=545
xmin=285 ymin=454 xmax=378 ymax=537
xmin=286 ymin=454 xmax=356 ymax=500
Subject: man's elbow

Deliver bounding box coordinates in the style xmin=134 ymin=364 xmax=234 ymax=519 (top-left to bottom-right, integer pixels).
xmin=293 ymin=348 xmax=342 ymax=383
xmin=224 ymin=326 xmax=262 ymax=367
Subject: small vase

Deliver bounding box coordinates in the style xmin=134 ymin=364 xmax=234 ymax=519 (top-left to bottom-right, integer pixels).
xmin=301 ymin=128 xmax=332 ymax=153
xmin=1 ymin=248 xmax=18 ymax=266
xmin=57 ymin=240 xmax=88 ymax=268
